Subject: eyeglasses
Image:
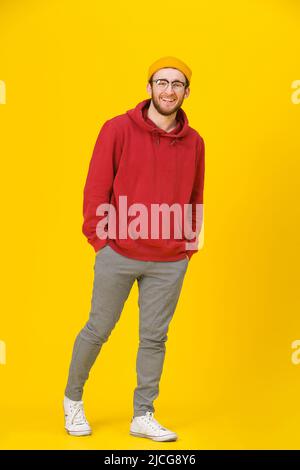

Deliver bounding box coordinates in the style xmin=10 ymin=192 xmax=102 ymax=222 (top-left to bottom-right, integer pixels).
xmin=151 ymin=78 xmax=187 ymax=91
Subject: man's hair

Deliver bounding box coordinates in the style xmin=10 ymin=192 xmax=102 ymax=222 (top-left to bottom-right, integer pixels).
xmin=148 ymin=73 xmax=190 ymax=89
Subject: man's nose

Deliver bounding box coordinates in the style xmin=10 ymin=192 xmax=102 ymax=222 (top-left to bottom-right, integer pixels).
xmin=165 ymin=83 xmax=174 ymax=96
xmin=165 ymin=82 xmax=175 ymax=92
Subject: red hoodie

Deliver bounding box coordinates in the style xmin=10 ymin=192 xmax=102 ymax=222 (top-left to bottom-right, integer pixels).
xmin=82 ymin=98 xmax=205 ymax=261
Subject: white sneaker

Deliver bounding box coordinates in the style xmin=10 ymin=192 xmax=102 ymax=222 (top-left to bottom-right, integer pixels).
xmin=130 ymin=411 xmax=178 ymax=442
xmin=63 ymin=395 xmax=92 ymax=436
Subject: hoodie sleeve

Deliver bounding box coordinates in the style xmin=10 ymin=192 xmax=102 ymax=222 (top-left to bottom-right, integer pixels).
xmin=82 ymin=119 xmax=117 ymax=252
xmin=185 ymin=136 xmax=205 ymax=260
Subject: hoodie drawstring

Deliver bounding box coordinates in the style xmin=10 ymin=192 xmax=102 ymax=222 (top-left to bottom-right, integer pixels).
xmin=152 ymin=130 xmax=160 ymax=145
xmin=152 ymin=131 xmax=178 ymax=146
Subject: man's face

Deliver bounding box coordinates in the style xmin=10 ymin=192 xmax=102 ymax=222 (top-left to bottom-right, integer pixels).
xmin=146 ymin=67 xmax=190 ymax=116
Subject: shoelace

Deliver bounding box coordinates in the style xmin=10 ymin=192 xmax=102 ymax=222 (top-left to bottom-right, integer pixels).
xmin=140 ymin=411 xmax=167 ymax=431
xmin=69 ymin=402 xmax=88 ymax=426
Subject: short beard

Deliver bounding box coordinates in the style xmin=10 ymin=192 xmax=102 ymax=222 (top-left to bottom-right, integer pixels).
xmin=151 ymin=93 xmax=183 ymax=116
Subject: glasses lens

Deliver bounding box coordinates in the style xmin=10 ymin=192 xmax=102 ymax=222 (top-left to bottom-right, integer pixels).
xmin=156 ymin=79 xmax=168 ymax=88
xmin=172 ymin=81 xmax=184 ymax=90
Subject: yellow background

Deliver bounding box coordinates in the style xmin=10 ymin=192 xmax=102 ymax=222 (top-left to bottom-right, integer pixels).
xmin=0 ymin=0 xmax=300 ymax=450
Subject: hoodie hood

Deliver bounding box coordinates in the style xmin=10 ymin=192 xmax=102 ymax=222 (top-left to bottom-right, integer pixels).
xmin=126 ymin=98 xmax=190 ymax=146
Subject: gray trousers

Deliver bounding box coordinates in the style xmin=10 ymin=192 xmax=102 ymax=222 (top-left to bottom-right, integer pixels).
xmin=65 ymin=244 xmax=189 ymax=418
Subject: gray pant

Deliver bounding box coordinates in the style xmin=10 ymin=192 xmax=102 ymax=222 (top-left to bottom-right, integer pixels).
xmin=65 ymin=244 xmax=189 ymax=418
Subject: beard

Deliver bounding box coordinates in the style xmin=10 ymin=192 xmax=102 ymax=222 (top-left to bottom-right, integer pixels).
xmin=151 ymin=93 xmax=184 ymax=116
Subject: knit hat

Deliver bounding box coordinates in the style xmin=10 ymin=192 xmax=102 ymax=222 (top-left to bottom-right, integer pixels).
xmin=148 ymin=56 xmax=192 ymax=84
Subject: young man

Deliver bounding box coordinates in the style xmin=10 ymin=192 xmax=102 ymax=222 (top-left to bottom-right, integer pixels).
xmin=63 ymin=56 xmax=205 ymax=441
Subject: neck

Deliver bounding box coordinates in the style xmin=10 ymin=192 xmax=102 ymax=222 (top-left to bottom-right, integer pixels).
xmin=146 ymin=100 xmax=178 ymax=133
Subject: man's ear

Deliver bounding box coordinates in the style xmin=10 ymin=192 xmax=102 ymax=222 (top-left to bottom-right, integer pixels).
xmin=184 ymin=87 xmax=190 ymax=99
xmin=146 ymin=82 xmax=152 ymax=97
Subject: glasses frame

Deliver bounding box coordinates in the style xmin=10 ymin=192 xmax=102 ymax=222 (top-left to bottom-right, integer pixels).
xmin=151 ymin=78 xmax=187 ymax=91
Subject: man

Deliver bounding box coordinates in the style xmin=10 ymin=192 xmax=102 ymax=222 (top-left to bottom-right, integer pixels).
xmin=63 ymin=56 xmax=205 ymax=441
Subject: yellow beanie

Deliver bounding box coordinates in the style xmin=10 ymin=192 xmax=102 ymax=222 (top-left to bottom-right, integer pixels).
xmin=148 ymin=56 xmax=192 ymax=84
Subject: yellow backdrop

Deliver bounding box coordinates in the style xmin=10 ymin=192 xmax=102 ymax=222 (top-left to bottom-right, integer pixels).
xmin=0 ymin=0 xmax=300 ymax=450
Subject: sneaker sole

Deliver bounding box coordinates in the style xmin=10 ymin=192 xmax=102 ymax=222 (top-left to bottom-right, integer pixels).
xmin=129 ymin=431 xmax=177 ymax=442
xmin=65 ymin=428 xmax=92 ymax=437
